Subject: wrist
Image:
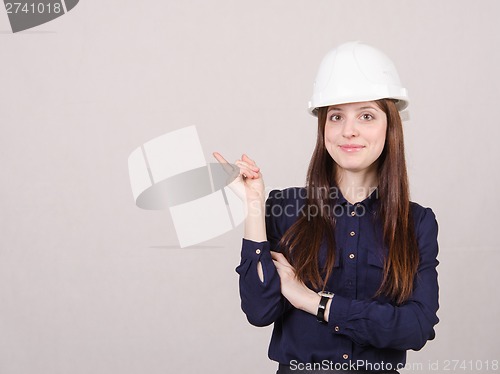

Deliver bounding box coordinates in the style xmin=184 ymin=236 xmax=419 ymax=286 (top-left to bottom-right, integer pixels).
xmin=243 ymin=200 xmax=266 ymax=242
xmin=300 ymin=290 xmax=321 ymax=315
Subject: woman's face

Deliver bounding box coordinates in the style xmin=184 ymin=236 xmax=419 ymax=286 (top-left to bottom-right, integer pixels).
xmin=324 ymin=101 xmax=387 ymax=174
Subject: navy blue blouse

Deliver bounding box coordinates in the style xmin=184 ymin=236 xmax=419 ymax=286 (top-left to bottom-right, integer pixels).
xmin=236 ymin=187 xmax=439 ymax=371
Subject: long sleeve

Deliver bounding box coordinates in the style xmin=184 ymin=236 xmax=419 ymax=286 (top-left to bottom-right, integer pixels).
xmin=235 ymin=190 xmax=292 ymax=327
xmin=328 ymin=207 xmax=440 ymax=350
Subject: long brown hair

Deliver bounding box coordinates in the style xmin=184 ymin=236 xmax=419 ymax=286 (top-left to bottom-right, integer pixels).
xmin=278 ymin=99 xmax=419 ymax=304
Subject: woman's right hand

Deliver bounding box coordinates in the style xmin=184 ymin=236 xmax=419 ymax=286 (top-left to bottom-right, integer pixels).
xmin=212 ymin=152 xmax=265 ymax=203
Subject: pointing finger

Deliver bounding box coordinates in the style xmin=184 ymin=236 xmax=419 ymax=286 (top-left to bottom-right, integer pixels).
xmin=213 ymin=151 xmax=228 ymax=164
xmin=213 ymin=151 xmax=236 ymax=176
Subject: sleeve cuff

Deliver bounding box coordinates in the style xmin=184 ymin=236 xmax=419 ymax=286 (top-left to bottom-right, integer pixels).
xmin=328 ymin=294 xmax=351 ymax=334
xmin=241 ymin=238 xmax=270 ymax=259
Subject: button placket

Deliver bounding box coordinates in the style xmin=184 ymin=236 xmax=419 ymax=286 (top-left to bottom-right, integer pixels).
xmin=344 ymin=202 xmax=360 ymax=298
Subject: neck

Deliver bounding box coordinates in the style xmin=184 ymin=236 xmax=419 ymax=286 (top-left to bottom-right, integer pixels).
xmin=336 ymin=165 xmax=378 ymax=204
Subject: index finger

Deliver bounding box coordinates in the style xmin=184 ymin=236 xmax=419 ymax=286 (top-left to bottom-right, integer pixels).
xmin=212 ymin=151 xmax=236 ymax=175
xmin=213 ymin=151 xmax=228 ymax=164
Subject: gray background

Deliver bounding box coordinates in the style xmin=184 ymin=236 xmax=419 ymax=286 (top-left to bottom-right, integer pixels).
xmin=1 ymin=1 xmax=499 ymax=373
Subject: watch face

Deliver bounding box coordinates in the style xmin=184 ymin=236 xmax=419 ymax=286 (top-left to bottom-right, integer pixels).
xmin=318 ymin=291 xmax=334 ymax=298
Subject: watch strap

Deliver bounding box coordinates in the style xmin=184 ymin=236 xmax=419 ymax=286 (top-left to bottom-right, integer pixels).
xmin=316 ymin=296 xmax=330 ymax=324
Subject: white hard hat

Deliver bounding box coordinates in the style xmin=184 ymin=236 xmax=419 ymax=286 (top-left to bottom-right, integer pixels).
xmin=308 ymin=41 xmax=409 ymax=116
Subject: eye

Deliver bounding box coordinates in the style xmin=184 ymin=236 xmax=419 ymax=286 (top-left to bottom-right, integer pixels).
xmin=329 ymin=114 xmax=342 ymax=122
xmin=360 ymin=113 xmax=374 ymax=121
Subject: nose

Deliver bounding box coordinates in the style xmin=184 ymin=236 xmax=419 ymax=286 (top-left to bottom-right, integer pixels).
xmin=342 ymin=117 xmax=358 ymax=138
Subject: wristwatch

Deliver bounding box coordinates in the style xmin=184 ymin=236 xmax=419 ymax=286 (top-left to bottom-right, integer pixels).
xmin=316 ymin=291 xmax=334 ymax=324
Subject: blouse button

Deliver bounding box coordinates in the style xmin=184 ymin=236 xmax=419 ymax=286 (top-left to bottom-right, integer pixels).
xmin=350 ymin=211 xmax=356 ymax=216
xmin=348 ymin=253 xmax=355 ymax=259
xmin=343 ymin=354 xmax=349 ymax=360
xmin=334 ymin=326 xmax=340 ymax=332
xmin=255 ymin=249 xmax=261 ymax=255
xmin=349 ymin=231 xmax=356 ymax=236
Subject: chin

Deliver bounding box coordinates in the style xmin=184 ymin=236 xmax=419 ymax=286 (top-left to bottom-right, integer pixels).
xmin=335 ymin=162 xmax=367 ymax=173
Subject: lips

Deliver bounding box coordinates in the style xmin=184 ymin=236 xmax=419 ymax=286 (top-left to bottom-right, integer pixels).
xmin=339 ymin=144 xmax=365 ymax=152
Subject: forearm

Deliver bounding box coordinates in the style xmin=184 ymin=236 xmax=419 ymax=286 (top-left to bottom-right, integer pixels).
xmin=283 ymin=288 xmax=333 ymax=322
xmin=328 ymin=294 xmax=438 ymax=350
xmin=271 ymin=251 xmax=332 ymax=322
xmin=244 ymin=198 xmax=267 ymax=242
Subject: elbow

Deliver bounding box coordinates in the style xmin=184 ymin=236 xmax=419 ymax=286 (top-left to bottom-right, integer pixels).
xmin=374 ymin=326 xmax=434 ymax=351
xmin=241 ymin=302 xmax=281 ymax=327
xmin=246 ymin=313 xmax=274 ymax=327
xmin=409 ymin=333 xmax=432 ymax=351
xmin=408 ymin=316 xmax=439 ymax=351
xmin=371 ymin=315 xmax=438 ymax=350
xmin=402 ymin=301 xmax=439 ymax=350
xmin=409 ymin=333 xmax=434 ymax=351
xmin=415 ymin=324 xmax=438 ymax=350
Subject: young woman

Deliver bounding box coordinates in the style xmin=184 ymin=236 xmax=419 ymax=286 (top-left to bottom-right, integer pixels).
xmin=214 ymin=41 xmax=439 ymax=374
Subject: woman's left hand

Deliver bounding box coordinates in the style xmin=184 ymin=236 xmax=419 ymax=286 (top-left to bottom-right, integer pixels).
xmin=271 ymin=251 xmax=321 ymax=316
